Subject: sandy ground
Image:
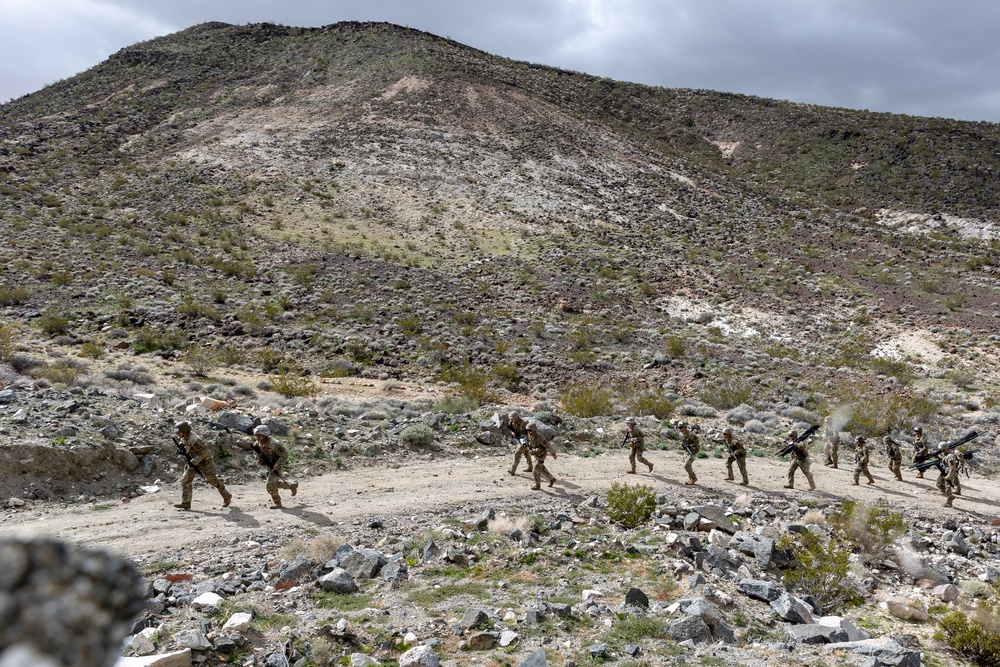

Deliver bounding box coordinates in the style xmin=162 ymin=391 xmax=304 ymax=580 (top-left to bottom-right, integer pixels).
xmin=3 ymin=448 xmax=998 ymax=559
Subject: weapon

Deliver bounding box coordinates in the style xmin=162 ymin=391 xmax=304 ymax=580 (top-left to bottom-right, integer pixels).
xmin=679 ymin=435 xmax=694 ymax=456
xmin=620 ymin=432 xmax=630 ymax=449
xmin=173 ymin=437 xmax=207 ymax=482
xmin=778 ymin=424 xmax=820 ymax=457
xmin=250 ymin=440 xmax=289 ymax=484
xmin=913 ymin=431 xmax=980 ymax=465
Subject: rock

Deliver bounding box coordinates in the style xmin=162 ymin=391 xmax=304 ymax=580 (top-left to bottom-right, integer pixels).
xmin=737 ymin=578 xmax=782 ymax=602
xmin=475 ymin=431 xmax=500 ymax=445
xmin=770 ymin=593 xmax=815 ymax=624
xmin=444 ymin=546 xmax=468 ymax=566
xmin=172 ymin=630 xmax=212 ymax=651
xmin=99 ymin=422 xmax=120 ymax=439
xmin=730 ymin=531 xmax=775 ymax=567
xmin=524 ymin=609 xmax=545 ymax=625
xmin=466 ymin=632 xmax=497 ymax=650
xmin=817 ymin=617 xmax=870 ymax=641
xmin=0 ymin=389 xmax=15 ymax=404
xmin=191 ymin=592 xmax=224 ymax=609
xmin=216 ymin=411 xmax=254 ymax=434
xmin=787 ymin=624 xmax=838 ymax=644
xmin=668 ymin=614 xmax=714 ymax=644
xmin=548 ymin=603 xmax=572 ymax=618
xmin=587 ymin=643 xmax=607 ymax=658
xmin=381 ymin=558 xmax=408 ymax=583
xmin=948 ymin=534 xmax=971 ymax=556
xmin=340 ymin=549 xmax=386 ymax=579
xmin=114 ymin=650 xmax=193 ymax=667
xmin=398 ymin=645 xmax=439 ymax=667
xmin=518 ymin=648 xmax=547 ymax=667
xmin=625 ymin=587 xmax=649 ymax=608
xmin=460 ymin=608 xmax=490 ymax=630
xmin=421 ymin=540 xmax=440 ymax=562
xmin=318 ymin=568 xmax=358 ymax=594
xmin=350 ymin=654 xmax=379 ymax=667
xmin=691 ymin=504 xmax=737 ymax=534
xmin=884 ymin=598 xmax=930 ymax=622
xmin=684 ymin=511 xmax=710 ymax=531
xmin=498 ymin=630 xmax=519 ymax=647
xmin=222 ymin=612 xmax=253 ymax=634
xmin=823 ymin=638 xmax=920 ymax=667
xmin=932 ymin=584 xmax=959 ymax=602
xmin=260 ymin=417 xmax=290 ymax=436
xmin=474 ymin=508 xmax=495 ymax=531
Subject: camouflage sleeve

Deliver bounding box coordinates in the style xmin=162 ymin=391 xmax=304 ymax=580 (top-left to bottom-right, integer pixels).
xmin=274 ymin=443 xmax=289 ymax=469
xmin=187 ymin=437 xmax=211 ymax=465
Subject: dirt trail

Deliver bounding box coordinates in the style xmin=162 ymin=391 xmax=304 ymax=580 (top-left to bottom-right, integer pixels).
xmin=3 ymin=450 xmax=998 ymax=558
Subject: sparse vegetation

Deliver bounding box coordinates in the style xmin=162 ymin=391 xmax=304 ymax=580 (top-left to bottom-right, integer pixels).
xmin=606 ymin=482 xmax=657 ymax=529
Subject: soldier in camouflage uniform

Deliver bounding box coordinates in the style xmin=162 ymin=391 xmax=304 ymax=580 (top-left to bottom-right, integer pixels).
xmin=504 ymin=411 xmax=533 ymax=476
xmin=852 ymin=436 xmax=875 ymax=485
xmin=174 ymin=420 xmax=232 ymax=510
xmin=822 ymin=416 xmax=840 ymax=468
xmin=722 ymin=427 xmax=749 ymax=486
xmin=943 ymin=449 xmax=961 ymax=507
xmin=912 ymin=426 xmax=928 ymax=478
xmin=525 ymin=420 xmax=557 ymax=490
xmin=884 ymin=435 xmax=904 ymax=481
xmin=783 ymin=430 xmax=816 ymax=490
xmin=624 ymin=417 xmax=653 ymax=474
xmin=253 ymin=425 xmax=299 ymax=509
xmin=678 ymin=422 xmax=699 ymax=485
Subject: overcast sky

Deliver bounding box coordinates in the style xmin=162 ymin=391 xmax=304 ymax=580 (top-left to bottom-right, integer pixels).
xmin=2 ymin=0 xmax=999 ymax=123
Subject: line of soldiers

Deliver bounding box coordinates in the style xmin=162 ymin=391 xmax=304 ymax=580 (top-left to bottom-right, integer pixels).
xmin=173 ymin=420 xmax=298 ymax=510
xmin=502 ymin=411 xmax=558 ymax=490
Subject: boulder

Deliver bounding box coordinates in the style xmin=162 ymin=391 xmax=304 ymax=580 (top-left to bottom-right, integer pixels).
xmin=817 ymin=617 xmax=870 ymax=642
xmin=932 ymin=584 xmax=959 ymax=602
xmin=737 ymin=578 xmax=782 ymax=602
xmin=823 ymin=638 xmax=920 ymax=667
xmin=884 ymin=598 xmax=930 ymax=622
xmin=339 ymin=549 xmax=386 ymax=579
xmin=691 ymin=505 xmax=737 ymax=534
xmin=475 ymin=431 xmax=501 ymax=446
xmin=466 ymin=632 xmax=497 ymax=650
xmin=625 ymin=587 xmax=649 ymax=608
xmin=787 ymin=624 xmax=839 ymax=644
xmin=216 ymin=411 xmax=254 ymax=434
xmin=318 ymin=568 xmax=358 ymax=594
xmin=381 ymin=558 xmax=408 ymax=584
xmin=190 ymin=592 xmax=224 ymax=610
xmin=398 ymin=645 xmax=439 ymax=667
xmin=518 ymin=648 xmax=546 ymax=667
xmin=173 ymin=630 xmax=211 ymax=651
xmin=730 ymin=531 xmax=775 ymax=567
xmin=114 ymin=650 xmax=193 ymax=667
xmin=770 ymin=593 xmax=815 ymax=624
xmin=460 ymin=608 xmax=490 ymax=630
xmin=222 ymin=612 xmax=253 ymax=634
xmin=668 ymin=614 xmax=714 ymax=644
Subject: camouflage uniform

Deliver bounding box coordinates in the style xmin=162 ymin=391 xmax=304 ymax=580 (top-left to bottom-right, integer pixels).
xmin=885 ymin=436 xmax=903 ymax=481
xmin=784 ymin=432 xmax=816 ymax=490
xmin=504 ymin=413 xmax=533 ymax=475
xmin=625 ymin=421 xmax=653 ymax=474
xmin=943 ymin=451 xmax=961 ymax=507
xmin=723 ymin=430 xmax=749 ymax=486
xmin=254 ymin=426 xmax=298 ymax=508
xmin=913 ymin=428 xmax=928 ymax=478
xmin=526 ymin=427 xmax=557 ymax=490
xmin=678 ymin=424 xmax=699 ymax=485
xmin=823 ymin=418 xmax=840 ymax=468
xmin=852 ymin=437 xmax=875 ymax=485
xmin=176 ymin=430 xmax=232 ymax=509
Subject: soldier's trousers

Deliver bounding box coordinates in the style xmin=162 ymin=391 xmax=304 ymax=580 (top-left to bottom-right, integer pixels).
xmin=629 ymin=446 xmax=651 ymax=472
xmin=853 ymin=462 xmax=874 ymax=484
xmin=824 ymin=443 xmax=839 ymax=467
xmin=944 ymin=478 xmax=957 ymax=507
xmin=510 ymin=444 xmax=533 ymax=473
xmin=266 ymin=470 xmax=294 ymax=503
xmin=888 ymin=459 xmax=903 ymax=481
xmin=684 ymin=453 xmax=697 ymax=483
xmin=532 ymin=461 xmax=555 ymax=487
xmin=726 ymin=455 xmax=748 ymax=484
xmin=787 ymin=459 xmax=815 ymax=489
xmin=181 ymin=459 xmax=229 ymax=506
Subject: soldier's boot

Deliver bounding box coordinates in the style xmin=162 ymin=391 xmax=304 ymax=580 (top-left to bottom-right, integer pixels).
xmin=269 ymin=494 xmax=283 ymax=509
xmin=290 ymin=483 xmax=298 ymax=497
xmin=867 ymin=478 xmax=875 ymax=485
xmin=684 ymin=478 xmax=697 ymax=486
xmin=783 ymin=483 xmax=793 ymax=489
xmin=647 ymin=462 xmax=654 ymax=473
xmin=725 ymin=474 xmax=734 ymax=481
xmin=524 ymin=466 xmax=534 ymax=473
xmin=508 ymin=468 xmax=517 ymax=476
xmin=895 ymin=473 xmax=903 ymax=481
xmin=221 ymin=491 xmax=232 ymax=508
xmin=740 ymin=479 xmax=749 ymax=486
xmin=627 ymin=469 xmax=636 ymax=474
xmin=808 ymin=482 xmax=816 ymax=491
xmin=945 ymin=498 xmax=953 ymax=508
xmin=916 ymin=472 xmax=924 ymax=478
xmin=531 ymin=484 xmax=541 ymax=491
xmin=174 ymin=503 xmax=191 ymax=510
xmin=548 ymin=478 xmax=556 ymax=487
xmin=851 ymin=481 xmax=859 ymax=486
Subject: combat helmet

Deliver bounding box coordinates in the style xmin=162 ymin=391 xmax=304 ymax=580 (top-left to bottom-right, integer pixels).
xmin=175 ymin=421 xmax=192 ymax=434
xmin=253 ymin=424 xmax=271 ymax=437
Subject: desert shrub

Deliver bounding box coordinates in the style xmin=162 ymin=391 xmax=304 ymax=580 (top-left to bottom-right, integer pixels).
xmin=38 ymin=310 xmax=69 ymax=336
xmin=829 ymin=499 xmax=908 ymax=565
xmin=236 ymin=304 xmax=266 ymax=335
xmin=435 ymin=362 xmax=495 ymax=404
xmin=561 ymin=381 xmax=615 ymax=417
xmin=183 ymin=346 xmax=217 ymax=377
xmin=606 ymin=482 xmax=657 ymax=529
xmin=177 ymin=295 xmax=220 ymax=320
xmin=936 ymin=603 xmax=1000 ymax=667
xmin=400 ymin=424 xmax=435 ymax=447
xmin=216 ymin=345 xmax=248 ymax=366
xmin=30 ymin=360 xmax=85 ymax=386
xmin=726 ymin=404 xmax=755 ymax=425
xmin=948 ymin=367 xmax=978 ymax=390
xmin=664 ymin=334 xmax=686 ymax=358
xmin=781 ymin=530 xmax=864 ymax=613
xmin=492 ymin=362 xmax=520 ymax=389
xmin=324 ymin=359 xmax=357 ymax=377
xmin=397 ymin=313 xmax=421 ymax=336
xmin=0 ymin=284 xmax=31 ymax=306
xmin=133 ymin=326 xmax=184 ymax=353
xmin=630 ymin=389 xmax=678 ymax=419
xmin=80 ymin=339 xmax=105 ymax=360
xmin=257 ymin=347 xmax=286 ymax=373
xmin=839 ymin=384 xmax=940 ymax=435
xmin=50 ymin=270 xmax=73 ymax=286
xmin=104 ymin=368 xmax=154 ymax=385
xmin=869 ymin=356 xmax=916 ymax=385
xmin=271 ymin=363 xmax=319 ymax=398
xmin=698 ymin=375 xmax=753 ymax=410
xmin=434 ymin=395 xmax=478 ymax=414
xmin=9 ymin=353 xmax=43 ymax=374
xmin=0 ymin=324 xmax=14 ymax=362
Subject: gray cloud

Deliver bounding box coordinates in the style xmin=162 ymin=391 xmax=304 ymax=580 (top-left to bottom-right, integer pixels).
xmin=1 ymin=0 xmax=999 ymax=123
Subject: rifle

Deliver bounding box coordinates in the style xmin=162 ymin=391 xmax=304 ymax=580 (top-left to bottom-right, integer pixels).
xmin=250 ymin=440 xmax=289 ymax=484
xmin=173 ymin=437 xmax=207 ymax=482
xmin=778 ymin=424 xmax=820 ymax=457
xmin=723 ymin=436 xmax=737 ymax=459
xmin=620 ymin=432 xmax=630 ymax=449
xmin=911 ymin=448 xmax=980 ymax=472
xmin=913 ymin=431 xmax=980 ymax=466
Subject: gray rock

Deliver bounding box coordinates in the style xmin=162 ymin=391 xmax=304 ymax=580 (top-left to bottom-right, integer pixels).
xmin=587 ymin=643 xmax=608 ymax=658
xmin=475 ymin=431 xmax=500 ymax=446
xmin=498 ymin=630 xmax=519 ymax=648
xmin=381 ymin=558 xmax=408 ymax=583
xmin=691 ymin=504 xmax=737 ymax=534
xmin=460 ymin=608 xmax=490 ymax=630
xmin=824 ymin=638 xmax=919 ymax=667
xmin=421 ymin=540 xmax=440 ymax=562
xmin=948 ymin=534 xmax=971 ymax=556
xmin=173 ymin=630 xmax=212 ymax=651
xmin=260 ymin=417 xmax=290 ymax=436
xmin=731 ymin=531 xmax=775 ymax=567
xmin=339 ymin=549 xmax=386 ymax=579
xmin=932 ymin=584 xmax=959 ymax=602
xmin=466 ymin=632 xmax=497 ymax=650
xmin=517 ymin=648 xmax=546 ymax=667
xmin=818 ymin=616 xmax=870 ymax=642
xmin=787 ymin=624 xmax=837 ymax=644
xmin=216 ymin=411 xmax=254 ymax=434
xmin=398 ymin=645 xmax=439 ymax=667
xmin=277 ymin=554 xmax=314 ymax=585
xmin=771 ymin=593 xmax=815 ymax=624
xmin=318 ymin=568 xmax=357 ymax=594
xmin=0 ymin=390 xmax=15 ymax=404
xmin=548 ymin=603 xmax=572 ymax=618
xmin=737 ymin=578 xmax=783 ymax=602
xmin=524 ymin=609 xmax=544 ymax=625
xmin=444 ymin=546 xmax=468 ymax=566
xmin=474 ymin=508 xmax=495 ymax=531
xmin=683 ymin=512 xmax=704 ymax=531
xmin=624 ymin=587 xmax=649 ymax=608
xmin=111 ymin=649 xmax=193 ymax=667
xmin=668 ymin=614 xmax=714 ymax=644
xmin=99 ymin=422 xmax=120 ymax=439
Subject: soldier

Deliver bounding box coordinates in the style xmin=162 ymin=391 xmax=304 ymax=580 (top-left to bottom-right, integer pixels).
xmin=822 ymin=416 xmax=840 ymax=468
xmin=783 ymin=430 xmax=816 ymax=490
xmin=884 ymin=435 xmax=904 ymax=481
xmin=525 ymin=420 xmax=557 ymax=490
xmin=943 ymin=449 xmax=961 ymax=507
xmin=913 ymin=426 xmax=928 ymax=478
xmin=504 ymin=411 xmax=533 ymax=476
xmin=252 ymin=425 xmax=299 ymax=509
xmin=677 ymin=422 xmax=699 ymax=485
xmin=624 ymin=417 xmax=653 ymax=474
xmin=173 ymin=420 xmax=232 ymax=510
xmin=722 ymin=427 xmax=749 ymax=486
xmin=852 ymin=436 xmax=875 ymax=485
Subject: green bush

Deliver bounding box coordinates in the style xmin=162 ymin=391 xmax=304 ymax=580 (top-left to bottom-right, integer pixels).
xmin=0 ymin=324 xmax=14 ymax=362
xmin=183 ymin=346 xmax=218 ymax=377
xmin=829 ymin=499 xmax=908 ymax=565
xmin=631 ymin=389 xmax=678 ymax=419
xmin=0 ymin=284 xmax=31 ymax=306
xmin=561 ymin=382 xmax=615 ymax=417
xmin=400 ymin=424 xmax=435 ymax=447
xmin=664 ymin=335 xmax=687 ymax=358
xmin=698 ymin=375 xmax=753 ymax=410
xmin=133 ymin=326 xmax=184 ymax=353
xmin=271 ymin=363 xmax=319 ymax=398
xmin=781 ymin=530 xmax=863 ymax=613
xmin=434 ymin=395 xmax=478 ymax=414
xmin=435 ymin=362 xmax=495 ymax=404
xmin=606 ymin=482 xmax=657 ymax=529
xmin=38 ymin=310 xmax=70 ymax=336
xmin=936 ymin=606 xmax=1000 ymax=667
